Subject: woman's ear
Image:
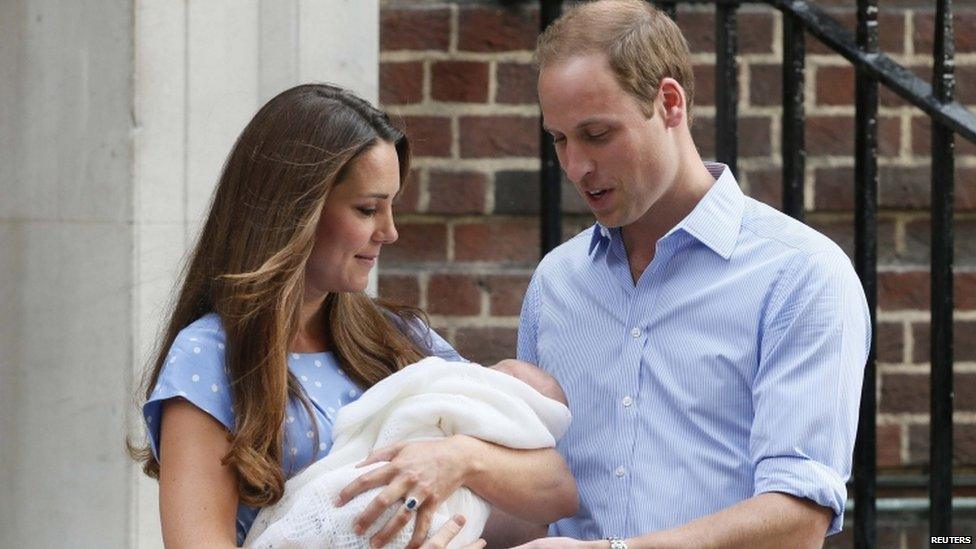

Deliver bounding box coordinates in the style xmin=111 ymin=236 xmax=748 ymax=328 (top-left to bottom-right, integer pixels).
xmin=658 ymin=78 xmax=686 ymax=129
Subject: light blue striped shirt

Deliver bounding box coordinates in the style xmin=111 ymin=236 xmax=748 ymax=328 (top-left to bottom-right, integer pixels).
xmin=517 ymin=163 xmax=869 ymax=539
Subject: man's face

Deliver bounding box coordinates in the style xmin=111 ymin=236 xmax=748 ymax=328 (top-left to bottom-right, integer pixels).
xmin=538 ymin=54 xmax=679 ymax=229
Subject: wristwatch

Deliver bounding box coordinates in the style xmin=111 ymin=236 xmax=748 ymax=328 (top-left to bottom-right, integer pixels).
xmin=607 ymin=537 xmax=628 ymax=549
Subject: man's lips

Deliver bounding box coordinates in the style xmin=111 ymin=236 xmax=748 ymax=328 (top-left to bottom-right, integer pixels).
xmin=583 ymin=188 xmax=613 ymax=207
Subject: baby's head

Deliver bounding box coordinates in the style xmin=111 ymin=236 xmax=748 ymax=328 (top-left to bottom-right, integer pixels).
xmin=489 ymin=359 xmax=568 ymax=406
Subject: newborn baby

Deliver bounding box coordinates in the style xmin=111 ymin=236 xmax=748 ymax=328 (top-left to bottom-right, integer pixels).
xmin=244 ymin=357 xmax=570 ymax=549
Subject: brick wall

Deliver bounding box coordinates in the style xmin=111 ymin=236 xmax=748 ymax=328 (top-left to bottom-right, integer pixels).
xmin=377 ymin=0 xmax=976 ymax=478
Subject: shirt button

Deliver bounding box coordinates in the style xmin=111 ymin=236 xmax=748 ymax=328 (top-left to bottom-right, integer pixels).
xmin=630 ymin=327 xmax=641 ymax=338
xmin=615 ymin=466 xmax=627 ymax=478
xmin=622 ymin=396 xmax=633 ymax=407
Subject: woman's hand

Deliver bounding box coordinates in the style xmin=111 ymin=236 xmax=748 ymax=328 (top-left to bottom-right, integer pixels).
xmin=336 ymin=435 xmax=477 ymax=548
xmin=420 ymin=515 xmax=486 ymax=549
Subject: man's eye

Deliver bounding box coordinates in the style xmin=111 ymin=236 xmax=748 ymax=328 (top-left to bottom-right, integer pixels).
xmin=552 ymin=135 xmax=566 ymax=144
xmin=357 ymin=207 xmax=378 ymax=216
xmin=586 ymin=130 xmax=608 ymax=140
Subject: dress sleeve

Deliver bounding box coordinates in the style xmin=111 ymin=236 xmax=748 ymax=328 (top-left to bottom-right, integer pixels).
xmin=751 ymin=250 xmax=870 ymax=536
xmin=142 ymin=324 xmax=235 ymax=461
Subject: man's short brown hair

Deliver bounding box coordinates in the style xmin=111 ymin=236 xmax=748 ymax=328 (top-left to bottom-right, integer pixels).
xmin=536 ymin=0 xmax=695 ymax=120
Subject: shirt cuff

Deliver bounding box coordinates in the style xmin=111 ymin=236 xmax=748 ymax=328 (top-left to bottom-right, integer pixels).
xmin=754 ymin=455 xmax=848 ymax=536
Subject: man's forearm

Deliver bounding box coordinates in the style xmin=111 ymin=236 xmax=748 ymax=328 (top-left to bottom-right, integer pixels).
xmin=458 ymin=435 xmax=578 ymax=523
xmin=625 ymin=493 xmax=832 ymax=549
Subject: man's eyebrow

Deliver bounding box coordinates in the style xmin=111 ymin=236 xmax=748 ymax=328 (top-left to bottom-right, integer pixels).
xmin=575 ymin=117 xmax=612 ymax=129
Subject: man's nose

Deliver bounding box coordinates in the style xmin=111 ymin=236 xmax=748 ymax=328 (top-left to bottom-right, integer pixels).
xmin=562 ymin=141 xmax=594 ymax=183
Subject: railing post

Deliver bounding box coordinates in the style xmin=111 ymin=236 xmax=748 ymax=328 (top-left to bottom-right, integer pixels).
xmin=539 ymin=0 xmax=564 ymax=257
xmin=853 ymin=0 xmax=879 ymax=547
xmin=715 ymin=2 xmax=739 ymax=176
xmin=781 ymin=11 xmax=804 ymax=220
xmin=930 ymin=0 xmax=956 ymax=538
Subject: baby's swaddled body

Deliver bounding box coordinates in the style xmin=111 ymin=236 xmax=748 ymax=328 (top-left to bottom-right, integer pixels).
xmin=244 ymin=357 xmax=571 ymax=549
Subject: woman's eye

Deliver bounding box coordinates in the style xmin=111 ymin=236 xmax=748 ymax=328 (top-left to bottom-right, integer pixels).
xmin=357 ymin=207 xmax=378 ymax=217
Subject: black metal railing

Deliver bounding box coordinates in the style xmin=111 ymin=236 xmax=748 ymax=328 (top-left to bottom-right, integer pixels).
xmin=537 ymin=0 xmax=976 ymax=546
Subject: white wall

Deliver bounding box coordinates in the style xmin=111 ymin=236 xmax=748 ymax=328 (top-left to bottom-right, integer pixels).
xmin=0 ymin=1 xmax=378 ymax=547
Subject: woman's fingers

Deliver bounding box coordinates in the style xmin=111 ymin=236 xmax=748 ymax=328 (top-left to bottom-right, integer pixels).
xmin=405 ymin=505 xmax=437 ymax=549
xmin=354 ymin=475 xmax=420 ymax=535
xmin=369 ymin=504 xmax=415 ymax=548
xmin=419 ymin=515 xmax=465 ymax=549
xmin=358 ymin=442 xmax=407 ymax=468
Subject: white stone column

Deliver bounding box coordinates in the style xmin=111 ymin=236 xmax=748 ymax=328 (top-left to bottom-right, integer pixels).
xmin=0 ymin=1 xmax=378 ymax=546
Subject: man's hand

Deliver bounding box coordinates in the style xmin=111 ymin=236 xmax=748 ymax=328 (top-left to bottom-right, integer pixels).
xmin=336 ymin=436 xmax=473 ymax=549
xmin=421 ymin=515 xmax=486 ymax=549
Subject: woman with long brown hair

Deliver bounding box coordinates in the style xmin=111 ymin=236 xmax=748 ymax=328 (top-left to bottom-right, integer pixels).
xmin=130 ymin=84 xmax=577 ymax=548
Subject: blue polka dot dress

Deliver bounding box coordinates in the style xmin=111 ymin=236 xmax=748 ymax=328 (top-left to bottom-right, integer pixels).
xmin=142 ymin=312 xmax=462 ymax=545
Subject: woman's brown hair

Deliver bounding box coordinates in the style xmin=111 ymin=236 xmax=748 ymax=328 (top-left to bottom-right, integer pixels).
xmin=130 ymin=83 xmax=429 ymax=507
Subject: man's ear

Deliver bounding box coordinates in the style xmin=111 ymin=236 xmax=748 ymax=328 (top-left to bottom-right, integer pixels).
xmin=658 ymin=78 xmax=686 ymax=129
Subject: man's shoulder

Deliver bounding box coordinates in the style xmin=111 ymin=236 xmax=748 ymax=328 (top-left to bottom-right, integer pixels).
xmin=739 ymin=197 xmax=847 ymax=261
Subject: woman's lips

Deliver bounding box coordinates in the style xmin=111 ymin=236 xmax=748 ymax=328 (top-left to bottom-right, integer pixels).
xmin=355 ymin=255 xmax=377 ymax=264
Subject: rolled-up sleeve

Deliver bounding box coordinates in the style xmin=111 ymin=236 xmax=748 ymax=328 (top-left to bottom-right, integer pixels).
xmin=751 ymin=249 xmax=870 ymax=535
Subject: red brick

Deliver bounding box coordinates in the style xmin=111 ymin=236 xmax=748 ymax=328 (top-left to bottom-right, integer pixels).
xmin=380 ymin=61 xmax=423 ymax=105
xmin=806 ymin=115 xmax=900 ymax=157
xmin=908 ymin=423 xmax=976 ymax=466
xmin=692 ymin=63 xmax=715 ymax=108
xmin=877 ymin=322 xmax=905 ymax=363
xmin=427 ymin=170 xmax=487 ymax=215
xmin=807 ymin=217 xmax=897 ymax=262
xmin=879 ymin=270 xmax=929 ymax=310
xmin=748 ymin=63 xmax=782 ymax=107
xmin=807 ymin=10 xmax=906 ymax=55
xmin=384 ymin=222 xmax=447 ymax=263
xmin=394 ymin=169 xmax=421 ymax=214
xmin=813 ymin=167 xmax=855 ymax=211
xmin=400 ymin=116 xmax=452 ymax=158
xmin=459 ymin=116 xmax=539 ymax=158
xmin=678 ymin=10 xmax=774 ymax=55
xmin=381 ymin=7 xmax=450 ymax=52
xmin=739 ymin=116 xmax=772 ymax=158
xmin=454 ymin=219 xmax=539 ymax=263
xmin=878 ymin=424 xmax=903 ymax=468
xmin=881 ymin=372 xmax=930 ymax=413
xmin=458 ymin=6 xmax=538 ymax=53
xmin=880 ymin=64 xmax=928 ymax=108
xmin=958 ymin=272 xmax=976 ymax=310
xmin=901 ymin=219 xmax=976 ymax=267
xmin=744 ymin=167 xmax=782 ymax=209
xmin=914 ymin=10 xmax=976 ymax=58
xmin=431 ymin=61 xmax=489 ymax=103
xmin=454 ymin=327 xmax=518 ymax=365
xmin=497 ymin=62 xmax=538 ymax=105
xmin=427 ymin=274 xmax=482 ymax=316
xmin=485 ymin=274 xmax=531 ymax=316
xmin=911 ymin=116 xmax=976 ymax=158
xmin=690 ymin=116 xmax=715 ymax=159
xmin=377 ymin=274 xmax=421 ymax=307
xmin=912 ymin=320 xmax=976 ymax=363
xmin=880 ymin=166 xmax=976 ymax=213
xmin=815 ymin=65 xmax=854 ymax=106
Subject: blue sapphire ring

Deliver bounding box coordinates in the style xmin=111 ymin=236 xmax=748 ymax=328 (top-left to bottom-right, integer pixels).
xmin=403 ymin=496 xmax=420 ymax=512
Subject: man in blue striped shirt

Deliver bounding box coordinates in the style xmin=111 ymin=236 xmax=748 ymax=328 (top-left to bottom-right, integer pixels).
xmin=513 ymin=1 xmax=870 ymax=547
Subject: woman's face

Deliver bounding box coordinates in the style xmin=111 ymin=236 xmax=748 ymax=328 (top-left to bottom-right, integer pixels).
xmin=305 ymin=141 xmax=401 ymax=295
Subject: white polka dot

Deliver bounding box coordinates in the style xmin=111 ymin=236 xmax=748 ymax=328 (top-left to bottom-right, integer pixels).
xmin=348 ymin=390 xmax=358 ymax=398
xmin=189 ymin=337 xmax=198 ymax=342
xmin=290 ymin=447 xmax=297 ymax=455
xmin=193 ymin=347 xmax=201 ymax=354
xmin=314 ymin=360 xmax=322 ymax=367
xmin=314 ymin=381 xmax=322 ymax=388
xmin=306 ymin=431 xmax=314 ymax=438
xmin=327 ymin=407 xmax=336 ymax=415
xmin=337 ymin=369 xmax=346 ymax=376
xmin=291 ymin=353 xmax=300 ymax=360
xmin=191 ymin=374 xmax=200 ymax=382
xmin=287 ymin=416 xmax=295 ymax=423
xmin=169 ymin=357 xmax=176 ymax=364
xmin=319 ymin=443 xmax=327 ymax=451
xmin=301 ymin=375 xmax=308 ymax=382
xmin=218 ymin=343 xmax=225 ymax=350
xmin=211 ymin=384 xmax=219 ymax=392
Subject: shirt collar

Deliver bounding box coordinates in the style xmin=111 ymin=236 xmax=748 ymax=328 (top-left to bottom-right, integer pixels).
xmin=587 ymin=162 xmax=744 ymax=260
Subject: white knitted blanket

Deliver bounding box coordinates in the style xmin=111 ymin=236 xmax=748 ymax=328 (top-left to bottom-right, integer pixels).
xmin=244 ymin=357 xmax=572 ymax=548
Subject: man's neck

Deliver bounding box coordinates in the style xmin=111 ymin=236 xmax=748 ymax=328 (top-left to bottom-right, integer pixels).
xmin=620 ymin=161 xmax=716 ymax=283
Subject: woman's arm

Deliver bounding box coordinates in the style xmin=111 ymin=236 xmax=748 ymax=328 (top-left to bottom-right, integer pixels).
xmin=158 ymin=399 xmax=239 ymax=549
xmin=338 ymin=434 xmax=577 ymax=549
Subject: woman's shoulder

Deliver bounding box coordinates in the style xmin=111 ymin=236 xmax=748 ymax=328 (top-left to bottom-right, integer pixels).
xmin=382 ymin=307 xmax=466 ymax=363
